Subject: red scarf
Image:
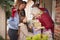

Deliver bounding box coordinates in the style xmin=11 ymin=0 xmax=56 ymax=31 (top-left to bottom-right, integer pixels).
xmin=12 ymin=7 xmax=16 ymax=18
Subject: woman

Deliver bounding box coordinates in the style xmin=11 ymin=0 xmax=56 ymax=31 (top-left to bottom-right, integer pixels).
xmin=18 ymin=2 xmax=28 ymax=40
xmin=31 ymin=0 xmax=54 ymax=40
xmin=39 ymin=3 xmax=54 ymax=40
xmin=32 ymin=6 xmax=54 ymax=40
xmin=18 ymin=1 xmax=34 ymax=40
xmin=8 ymin=1 xmax=27 ymax=40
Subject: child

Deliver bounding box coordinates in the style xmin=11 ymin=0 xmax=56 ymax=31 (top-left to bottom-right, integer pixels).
xmin=32 ymin=17 xmax=45 ymax=35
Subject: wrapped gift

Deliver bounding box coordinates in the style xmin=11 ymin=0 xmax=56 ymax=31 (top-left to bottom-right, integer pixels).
xmin=32 ymin=19 xmax=41 ymax=28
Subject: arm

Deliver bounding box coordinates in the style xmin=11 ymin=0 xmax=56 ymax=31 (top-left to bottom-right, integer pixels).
xmin=34 ymin=26 xmax=45 ymax=31
xmin=18 ymin=26 xmax=20 ymax=36
xmin=23 ymin=17 xmax=27 ymax=23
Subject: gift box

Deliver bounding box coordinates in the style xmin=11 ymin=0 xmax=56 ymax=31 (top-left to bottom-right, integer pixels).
xmin=32 ymin=19 xmax=41 ymax=28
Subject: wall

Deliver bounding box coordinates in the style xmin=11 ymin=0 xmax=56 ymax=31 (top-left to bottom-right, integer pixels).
xmin=54 ymin=0 xmax=60 ymax=40
xmin=45 ymin=0 xmax=52 ymax=17
xmin=52 ymin=0 xmax=56 ymax=22
xmin=0 ymin=6 xmax=5 ymax=39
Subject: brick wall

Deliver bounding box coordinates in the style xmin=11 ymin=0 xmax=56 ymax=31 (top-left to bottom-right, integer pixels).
xmin=56 ymin=0 xmax=60 ymax=23
xmin=54 ymin=0 xmax=60 ymax=40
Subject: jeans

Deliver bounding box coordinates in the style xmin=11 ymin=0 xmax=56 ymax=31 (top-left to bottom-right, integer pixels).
xmin=8 ymin=29 xmax=18 ymax=40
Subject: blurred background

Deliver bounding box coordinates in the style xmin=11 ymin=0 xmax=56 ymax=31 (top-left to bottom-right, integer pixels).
xmin=0 ymin=0 xmax=60 ymax=40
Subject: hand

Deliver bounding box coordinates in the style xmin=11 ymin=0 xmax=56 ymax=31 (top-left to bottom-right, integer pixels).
xmin=23 ymin=17 xmax=27 ymax=23
xmin=34 ymin=26 xmax=45 ymax=31
xmin=38 ymin=26 xmax=45 ymax=29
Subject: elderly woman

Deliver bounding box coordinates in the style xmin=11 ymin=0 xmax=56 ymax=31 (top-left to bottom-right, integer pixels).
xmin=31 ymin=3 xmax=54 ymax=40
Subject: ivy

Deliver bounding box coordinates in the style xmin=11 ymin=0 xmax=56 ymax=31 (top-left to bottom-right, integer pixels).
xmin=0 ymin=0 xmax=14 ymax=19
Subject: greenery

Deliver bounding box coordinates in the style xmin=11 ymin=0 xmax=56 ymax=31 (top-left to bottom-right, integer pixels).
xmin=26 ymin=34 xmax=48 ymax=40
xmin=0 ymin=35 xmax=4 ymax=40
xmin=0 ymin=0 xmax=14 ymax=19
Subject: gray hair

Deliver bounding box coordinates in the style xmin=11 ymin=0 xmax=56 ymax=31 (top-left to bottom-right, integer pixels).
xmin=32 ymin=7 xmax=43 ymax=15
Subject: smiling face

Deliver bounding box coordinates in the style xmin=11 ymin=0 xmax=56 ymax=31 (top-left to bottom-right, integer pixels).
xmin=19 ymin=3 xmax=26 ymax=10
xmin=18 ymin=1 xmax=26 ymax=10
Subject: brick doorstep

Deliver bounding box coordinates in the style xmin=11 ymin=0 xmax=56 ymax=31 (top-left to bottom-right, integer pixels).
xmin=54 ymin=28 xmax=60 ymax=40
xmin=55 ymin=0 xmax=60 ymax=40
xmin=56 ymin=11 xmax=60 ymax=14
xmin=56 ymin=7 xmax=60 ymax=11
xmin=56 ymin=16 xmax=60 ymax=18
xmin=56 ymin=20 xmax=60 ymax=25
xmin=55 ymin=17 xmax=60 ymax=20
xmin=54 ymin=30 xmax=60 ymax=34
xmin=56 ymin=14 xmax=60 ymax=16
xmin=56 ymin=3 xmax=60 ymax=7
xmin=55 ymin=16 xmax=60 ymax=20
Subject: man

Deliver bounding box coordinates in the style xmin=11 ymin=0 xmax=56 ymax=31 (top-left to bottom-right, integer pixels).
xmin=8 ymin=1 xmax=26 ymax=40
